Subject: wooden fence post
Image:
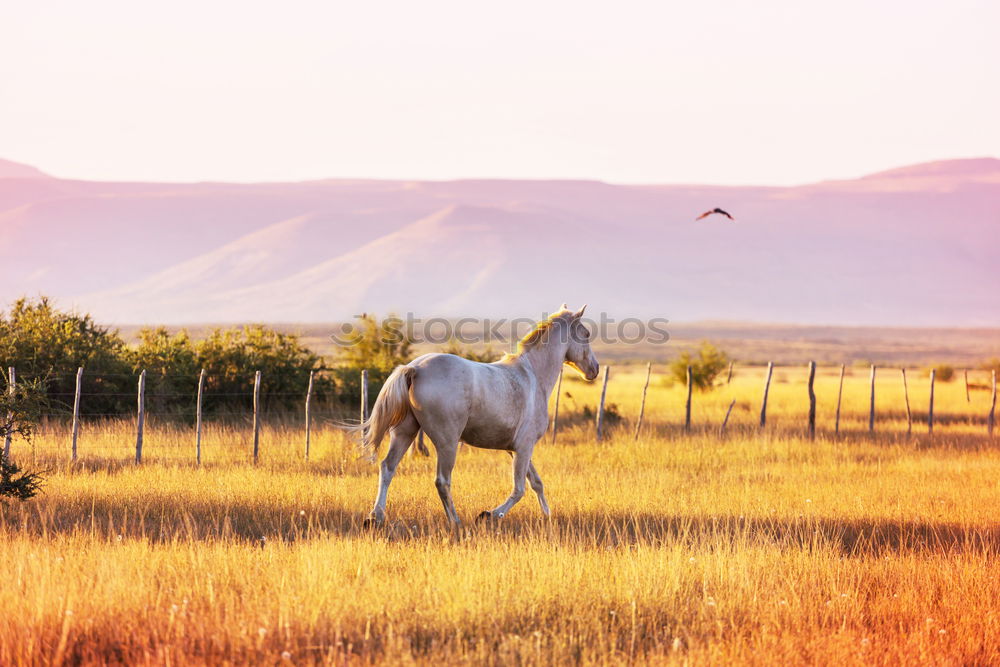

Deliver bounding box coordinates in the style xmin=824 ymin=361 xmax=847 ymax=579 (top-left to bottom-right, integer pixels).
xmin=868 ymin=364 xmax=876 ymax=434
xmin=964 ymin=369 xmax=971 ymax=403
xmin=595 ymin=365 xmax=610 ymax=441
xmin=360 ymin=369 xmax=369 ymax=423
xmin=71 ymin=367 xmax=83 ymax=462
xmin=304 ymin=370 xmax=314 ymax=461
xmin=807 ymin=361 xmax=816 ymax=440
xmin=195 ymin=369 xmax=205 ymax=465
xmin=634 ymin=362 xmax=652 ymax=440
xmin=720 ymin=399 xmax=736 ymax=436
xmin=684 ymin=365 xmax=693 ymax=431
xmin=3 ymin=366 xmax=14 ymax=458
xmin=989 ymin=370 xmax=996 ymax=437
xmin=901 ymin=368 xmax=912 ymax=435
xmin=726 ymin=361 xmax=734 ymax=384
xmin=252 ymin=370 xmax=261 ymax=463
xmin=759 ymin=362 xmax=774 ymax=429
xmin=551 ymin=366 xmax=564 ymax=444
xmin=928 ymin=368 xmax=936 ymax=434
xmin=135 ymin=370 xmax=146 ymax=464
xmin=834 ymin=364 xmax=845 ymax=435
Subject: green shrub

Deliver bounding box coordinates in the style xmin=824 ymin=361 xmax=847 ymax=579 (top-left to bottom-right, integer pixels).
xmin=0 ymin=375 xmax=45 ymax=501
xmin=670 ymin=342 xmax=730 ymax=391
xmin=195 ymin=325 xmax=329 ymax=414
xmin=581 ymin=402 xmax=623 ymax=426
xmin=0 ymin=298 xmax=330 ymax=419
xmin=127 ymin=324 xmax=331 ymax=416
xmin=0 ymin=453 xmax=44 ymax=501
xmin=929 ymin=364 xmax=955 ymax=382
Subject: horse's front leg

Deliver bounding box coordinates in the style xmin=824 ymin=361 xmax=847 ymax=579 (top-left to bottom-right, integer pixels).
xmin=526 ymin=461 xmax=550 ymax=516
xmin=479 ymin=446 xmax=533 ymax=520
xmin=499 ymin=451 xmax=550 ymax=517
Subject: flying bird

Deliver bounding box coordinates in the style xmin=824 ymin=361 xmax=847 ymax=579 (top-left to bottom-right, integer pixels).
xmin=695 ymin=208 xmax=735 ymax=221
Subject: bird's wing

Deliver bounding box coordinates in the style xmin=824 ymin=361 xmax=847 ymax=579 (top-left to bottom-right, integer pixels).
xmin=695 ymin=210 xmax=713 ymax=220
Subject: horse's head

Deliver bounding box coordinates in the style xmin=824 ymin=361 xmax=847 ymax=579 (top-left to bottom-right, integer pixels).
xmin=563 ymin=305 xmax=599 ymax=381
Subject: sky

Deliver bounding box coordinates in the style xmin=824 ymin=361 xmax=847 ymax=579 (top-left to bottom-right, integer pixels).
xmin=2 ymin=0 xmax=998 ymax=185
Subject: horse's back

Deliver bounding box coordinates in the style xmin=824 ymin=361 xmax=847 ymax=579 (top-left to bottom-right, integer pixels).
xmin=407 ymin=353 xmax=478 ymax=390
xmin=408 ymin=353 xmax=517 ymax=402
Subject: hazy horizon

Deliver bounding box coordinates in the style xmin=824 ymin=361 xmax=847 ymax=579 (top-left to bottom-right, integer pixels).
xmin=4 ymin=153 xmax=998 ymax=189
xmin=3 ymin=156 xmax=998 ymax=328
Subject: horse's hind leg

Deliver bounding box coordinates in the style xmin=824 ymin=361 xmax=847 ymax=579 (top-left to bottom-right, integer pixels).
xmin=415 ymin=421 xmax=463 ymax=524
xmin=366 ymin=412 xmax=419 ymax=527
xmin=410 ymin=429 xmax=430 ymax=457
xmin=431 ymin=443 xmax=461 ymax=525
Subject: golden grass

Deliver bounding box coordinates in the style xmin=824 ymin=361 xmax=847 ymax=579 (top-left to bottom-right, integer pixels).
xmin=2 ymin=366 xmax=999 ymax=665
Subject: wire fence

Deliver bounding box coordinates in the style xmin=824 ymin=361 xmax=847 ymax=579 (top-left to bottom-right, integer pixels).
xmin=3 ymin=362 xmax=997 ymax=465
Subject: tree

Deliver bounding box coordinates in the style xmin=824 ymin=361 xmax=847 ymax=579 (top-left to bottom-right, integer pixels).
xmin=333 ymin=314 xmax=414 ymax=407
xmin=128 ymin=327 xmax=199 ymax=415
xmin=0 ymin=297 xmax=132 ymax=415
xmin=336 ymin=314 xmax=413 ymax=372
xmin=670 ymin=341 xmax=729 ymax=391
xmin=130 ymin=327 xmax=198 ymax=376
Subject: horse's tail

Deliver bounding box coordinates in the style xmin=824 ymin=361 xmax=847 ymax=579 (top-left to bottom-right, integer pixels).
xmin=356 ymin=365 xmax=415 ymax=458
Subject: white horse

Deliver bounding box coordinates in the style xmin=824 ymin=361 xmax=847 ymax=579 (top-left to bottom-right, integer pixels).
xmin=359 ymin=305 xmax=599 ymax=526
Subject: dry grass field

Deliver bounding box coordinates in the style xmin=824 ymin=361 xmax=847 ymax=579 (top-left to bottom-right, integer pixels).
xmin=2 ymin=365 xmax=999 ymax=665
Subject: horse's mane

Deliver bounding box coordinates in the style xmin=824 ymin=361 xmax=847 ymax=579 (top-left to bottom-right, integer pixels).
xmin=517 ymin=312 xmax=570 ymax=352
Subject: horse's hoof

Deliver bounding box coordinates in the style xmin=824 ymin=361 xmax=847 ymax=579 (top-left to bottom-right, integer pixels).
xmin=361 ymin=517 xmax=381 ymax=530
xmin=476 ymin=511 xmax=494 ymax=522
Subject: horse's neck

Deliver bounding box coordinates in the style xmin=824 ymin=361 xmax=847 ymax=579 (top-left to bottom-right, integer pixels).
xmin=519 ymin=341 xmax=566 ymax=397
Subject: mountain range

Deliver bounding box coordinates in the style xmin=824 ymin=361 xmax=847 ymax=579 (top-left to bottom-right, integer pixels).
xmin=1 ymin=157 xmax=998 ymax=326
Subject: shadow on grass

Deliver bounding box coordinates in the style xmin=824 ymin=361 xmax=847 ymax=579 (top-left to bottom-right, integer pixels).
xmin=528 ymin=512 xmax=1000 ymax=556
xmin=4 ymin=487 xmax=998 ymax=557
xmin=20 ymin=454 xmax=375 ymax=480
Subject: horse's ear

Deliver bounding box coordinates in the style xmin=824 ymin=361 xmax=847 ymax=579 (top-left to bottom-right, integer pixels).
xmin=560 ymin=302 xmax=568 ymax=311
xmin=573 ymin=305 xmax=587 ymax=319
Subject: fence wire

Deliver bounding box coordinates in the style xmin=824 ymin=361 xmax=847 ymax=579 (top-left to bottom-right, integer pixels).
xmin=4 ymin=364 xmax=997 ymax=464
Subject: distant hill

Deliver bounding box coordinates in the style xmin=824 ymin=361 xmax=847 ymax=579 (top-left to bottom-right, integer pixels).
xmin=0 ymin=158 xmax=51 ymax=180
xmin=1 ymin=157 xmax=998 ymax=326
